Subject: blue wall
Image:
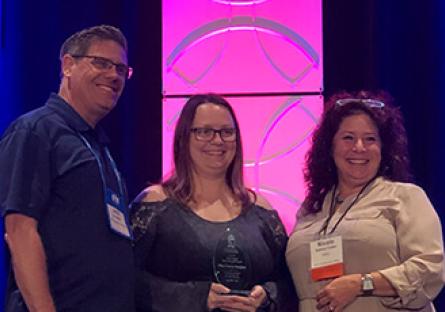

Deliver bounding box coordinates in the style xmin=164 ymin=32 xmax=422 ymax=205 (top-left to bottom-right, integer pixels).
xmin=1 ymin=0 xmax=21 ymax=306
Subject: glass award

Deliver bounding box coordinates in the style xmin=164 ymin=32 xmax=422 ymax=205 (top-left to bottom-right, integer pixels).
xmin=212 ymin=227 xmax=252 ymax=296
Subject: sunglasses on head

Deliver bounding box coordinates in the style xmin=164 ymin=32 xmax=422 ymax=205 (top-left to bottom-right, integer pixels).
xmin=335 ymin=98 xmax=385 ymax=108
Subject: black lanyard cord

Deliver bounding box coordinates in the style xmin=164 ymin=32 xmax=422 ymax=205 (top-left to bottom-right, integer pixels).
xmin=319 ymin=177 xmax=376 ymax=236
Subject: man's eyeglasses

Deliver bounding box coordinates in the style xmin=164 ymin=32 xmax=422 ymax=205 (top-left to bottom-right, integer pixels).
xmin=71 ymin=55 xmax=133 ymax=79
xmin=336 ymin=98 xmax=385 ymax=108
xmin=190 ymin=127 xmax=237 ymax=142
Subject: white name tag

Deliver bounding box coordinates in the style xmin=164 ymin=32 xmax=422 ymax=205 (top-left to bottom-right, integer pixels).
xmin=310 ymin=236 xmax=344 ymax=280
xmin=107 ymin=204 xmax=131 ymax=238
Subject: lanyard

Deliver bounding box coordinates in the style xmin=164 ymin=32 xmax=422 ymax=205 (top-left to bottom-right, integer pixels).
xmin=77 ymin=133 xmax=125 ymax=199
xmin=319 ymin=177 xmax=376 ymax=236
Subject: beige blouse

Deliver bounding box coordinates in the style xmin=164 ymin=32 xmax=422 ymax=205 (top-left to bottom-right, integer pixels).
xmin=286 ymin=177 xmax=444 ymax=311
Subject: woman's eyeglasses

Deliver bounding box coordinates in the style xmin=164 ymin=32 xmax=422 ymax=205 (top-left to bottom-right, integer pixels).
xmin=71 ymin=55 xmax=133 ymax=79
xmin=336 ymin=98 xmax=385 ymax=108
xmin=190 ymin=127 xmax=237 ymax=142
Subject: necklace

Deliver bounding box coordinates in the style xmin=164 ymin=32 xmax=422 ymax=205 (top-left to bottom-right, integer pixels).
xmin=319 ymin=177 xmax=377 ymax=235
xmin=335 ymin=195 xmax=345 ymax=205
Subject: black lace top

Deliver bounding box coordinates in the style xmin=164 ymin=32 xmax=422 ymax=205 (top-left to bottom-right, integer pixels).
xmin=131 ymin=198 xmax=297 ymax=312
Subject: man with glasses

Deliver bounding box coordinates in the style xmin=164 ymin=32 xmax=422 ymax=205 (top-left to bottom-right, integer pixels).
xmin=0 ymin=25 xmax=135 ymax=312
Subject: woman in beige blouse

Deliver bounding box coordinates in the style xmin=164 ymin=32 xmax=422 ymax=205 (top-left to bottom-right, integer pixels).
xmin=286 ymin=91 xmax=444 ymax=312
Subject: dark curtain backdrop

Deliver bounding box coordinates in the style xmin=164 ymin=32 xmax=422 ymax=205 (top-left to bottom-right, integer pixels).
xmin=1 ymin=0 xmax=444 ymax=308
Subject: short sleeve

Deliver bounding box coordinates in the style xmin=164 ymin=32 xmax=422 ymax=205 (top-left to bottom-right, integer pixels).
xmin=0 ymin=128 xmax=52 ymax=220
xmin=256 ymin=207 xmax=298 ymax=311
xmin=130 ymin=201 xmax=168 ymax=267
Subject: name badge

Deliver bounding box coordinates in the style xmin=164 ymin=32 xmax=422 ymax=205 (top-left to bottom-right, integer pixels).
xmin=310 ymin=236 xmax=343 ymax=281
xmin=105 ymin=188 xmax=132 ymax=239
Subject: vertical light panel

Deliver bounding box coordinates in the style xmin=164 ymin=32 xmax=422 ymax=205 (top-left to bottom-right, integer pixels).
xmin=162 ymin=0 xmax=323 ymax=231
xmin=163 ymin=95 xmax=323 ymax=231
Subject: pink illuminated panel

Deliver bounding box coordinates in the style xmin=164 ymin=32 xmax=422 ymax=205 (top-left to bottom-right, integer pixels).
xmin=163 ymin=0 xmax=323 ymax=94
xmin=162 ymin=0 xmax=323 ymax=230
xmin=162 ymin=96 xmax=323 ymax=232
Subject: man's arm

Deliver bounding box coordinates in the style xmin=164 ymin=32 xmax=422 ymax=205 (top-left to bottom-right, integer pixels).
xmin=5 ymin=214 xmax=56 ymax=312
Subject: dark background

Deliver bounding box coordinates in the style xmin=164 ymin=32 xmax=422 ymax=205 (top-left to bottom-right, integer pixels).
xmin=1 ymin=0 xmax=444 ymax=308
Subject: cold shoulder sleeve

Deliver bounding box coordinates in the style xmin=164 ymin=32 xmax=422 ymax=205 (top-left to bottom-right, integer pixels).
xmin=255 ymin=207 xmax=298 ymax=311
xmin=131 ymin=201 xmax=168 ymax=267
xmin=130 ymin=200 xmax=211 ymax=312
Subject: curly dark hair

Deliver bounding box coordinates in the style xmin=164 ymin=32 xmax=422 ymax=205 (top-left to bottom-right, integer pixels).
xmin=303 ymin=90 xmax=412 ymax=215
xmin=162 ymin=93 xmax=253 ymax=209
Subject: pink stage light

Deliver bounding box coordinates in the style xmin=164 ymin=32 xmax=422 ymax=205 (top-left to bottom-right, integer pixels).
xmin=162 ymin=0 xmax=323 ymax=231
xmin=212 ymin=0 xmax=269 ymax=6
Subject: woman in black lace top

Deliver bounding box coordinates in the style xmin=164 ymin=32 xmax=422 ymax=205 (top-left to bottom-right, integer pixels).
xmin=131 ymin=94 xmax=297 ymax=312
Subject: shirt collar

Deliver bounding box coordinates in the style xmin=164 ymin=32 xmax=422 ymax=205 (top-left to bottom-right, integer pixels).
xmin=45 ymin=93 xmax=110 ymax=144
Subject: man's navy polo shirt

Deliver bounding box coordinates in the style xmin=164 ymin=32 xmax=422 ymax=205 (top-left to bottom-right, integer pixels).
xmin=0 ymin=93 xmax=135 ymax=312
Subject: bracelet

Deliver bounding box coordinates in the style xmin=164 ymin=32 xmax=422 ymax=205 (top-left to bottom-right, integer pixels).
xmin=259 ymin=286 xmax=272 ymax=310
